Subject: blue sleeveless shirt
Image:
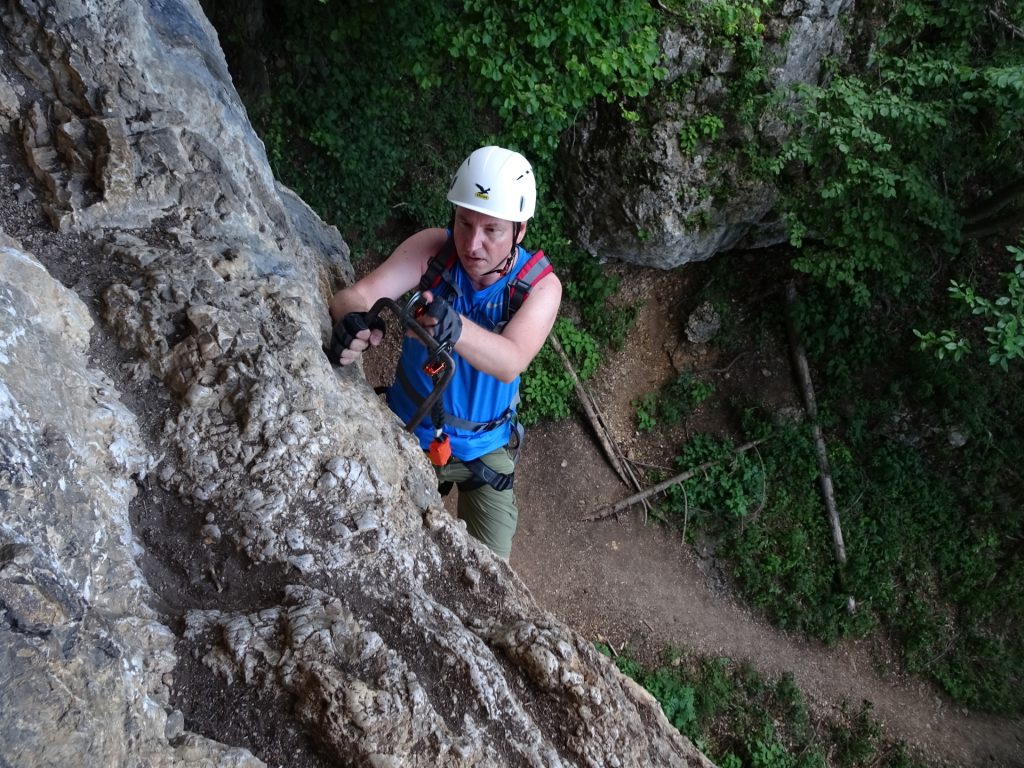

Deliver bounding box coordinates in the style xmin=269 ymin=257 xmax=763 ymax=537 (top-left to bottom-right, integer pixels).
xmin=387 ymin=245 xmax=535 ymax=460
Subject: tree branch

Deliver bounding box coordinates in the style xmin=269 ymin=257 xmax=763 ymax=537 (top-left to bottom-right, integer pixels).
xmin=584 ymin=439 xmax=766 ymax=521
xmin=989 ymin=8 xmax=1024 ymax=39
xmin=784 ymin=282 xmax=849 ymax=572
xmin=549 ymin=333 xmax=638 ymax=492
xmin=963 ymin=177 xmax=1024 ymax=225
xmin=963 ymin=205 xmax=1024 ymax=240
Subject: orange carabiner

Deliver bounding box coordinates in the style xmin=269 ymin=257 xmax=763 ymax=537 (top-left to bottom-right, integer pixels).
xmin=428 ymin=434 xmax=452 ymax=466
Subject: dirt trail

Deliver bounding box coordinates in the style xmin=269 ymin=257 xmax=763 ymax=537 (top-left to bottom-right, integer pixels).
xmin=504 ymin=266 xmax=1024 ymax=768
xmin=511 ymin=418 xmax=1023 ymax=767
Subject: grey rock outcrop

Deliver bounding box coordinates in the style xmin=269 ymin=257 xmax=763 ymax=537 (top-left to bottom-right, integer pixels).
xmin=0 ymin=1 xmax=712 ymax=766
xmin=0 ymin=236 xmax=264 ymax=768
xmin=562 ymin=0 xmax=853 ymax=269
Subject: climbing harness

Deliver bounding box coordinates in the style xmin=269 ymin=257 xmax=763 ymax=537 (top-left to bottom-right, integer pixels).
xmin=403 ymin=238 xmax=550 ymax=427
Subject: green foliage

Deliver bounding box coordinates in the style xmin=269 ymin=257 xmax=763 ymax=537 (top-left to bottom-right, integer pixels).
xmin=852 ymin=438 xmax=1024 ymax=712
xmin=519 ymin=318 xmax=600 ymax=426
xmin=911 ymin=327 xmax=969 ymax=362
xmin=555 ymin=317 xmax=601 ymax=379
xmin=659 ymin=432 xmax=765 ymax=521
xmin=636 ymin=329 xmax=1024 ymax=710
xmin=679 ymin=114 xmax=726 ymax=156
xmin=633 ymin=393 xmax=659 ymax=432
xmin=770 ymin=0 xmax=1024 ymax=305
xmin=799 ymin=271 xmax=1024 ymax=713
xmin=250 ymin=0 xmax=482 ymax=254
xmin=830 ymin=701 xmax=883 ymax=767
xmin=603 ymin=649 xmax=699 ymax=740
xmin=775 ymin=71 xmax=960 ymax=304
xmin=664 ymin=391 xmax=1024 ymax=711
xmin=636 ymin=666 xmax=699 ymax=736
xmin=663 ymin=0 xmax=778 ymax=191
xmin=669 ymin=0 xmax=770 ymax=67
xmin=518 ymin=342 xmax=574 ymax=426
xmin=442 ymin=0 xmax=666 ymax=154
xmin=552 ymin=228 xmax=637 ymax=350
xmin=660 ymin=420 xmax=867 ymax=643
xmin=632 ymin=371 xmax=715 ymax=431
xmin=246 ymin=0 xmax=665 ymax=254
xmin=787 ymin=281 xmax=902 ymax=392
xmin=915 ymin=242 xmax=1024 ymax=370
xmin=663 ymin=372 xmax=716 ymax=423
xmin=747 ymin=727 xmax=796 ymax=768
xmin=701 ymin=0 xmax=768 ymax=38
xmin=607 ymin=649 xmax=929 ymax=768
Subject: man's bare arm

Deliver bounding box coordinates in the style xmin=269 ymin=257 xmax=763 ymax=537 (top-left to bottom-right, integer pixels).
xmin=447 ymin=273 xmax=562 ymax=383
xmin=328 ymin=228 xmax=448 ymax=364
xmin=329 ymin=228 xmax=448 ymax=319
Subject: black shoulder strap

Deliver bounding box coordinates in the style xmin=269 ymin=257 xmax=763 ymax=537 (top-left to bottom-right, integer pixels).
xmin=505 ymin=249 xmax=552 ymax=322
xmin=420 ymin=236 xmax=459 ymax=294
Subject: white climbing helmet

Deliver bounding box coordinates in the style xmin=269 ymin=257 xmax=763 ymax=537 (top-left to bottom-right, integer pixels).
xmin=447 ymin=146 xmax=536 ymax=222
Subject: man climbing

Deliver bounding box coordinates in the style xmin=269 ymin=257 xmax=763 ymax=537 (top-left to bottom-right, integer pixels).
xmin=327 ymin=146 xmax=562 ymax=560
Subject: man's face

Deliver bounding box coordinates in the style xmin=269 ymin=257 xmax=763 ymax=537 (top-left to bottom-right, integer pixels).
xmin=452 ymin=206 xmax=523 ymax=282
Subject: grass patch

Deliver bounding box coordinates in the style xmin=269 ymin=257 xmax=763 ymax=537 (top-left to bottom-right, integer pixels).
xmin=603 ymin=646 xmax=932 ymax=768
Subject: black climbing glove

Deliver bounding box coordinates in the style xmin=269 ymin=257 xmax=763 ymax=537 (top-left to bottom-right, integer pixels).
xmin=424 ymin=295 xmax=462 ymax=348
xmin=327 ymin=311 xmax=386 ymax=366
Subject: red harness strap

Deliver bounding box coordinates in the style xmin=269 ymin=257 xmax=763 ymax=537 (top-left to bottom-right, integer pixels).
xmin=504 ymin=249 xmax=551 ymax=322
xmin=419 ymin=238 xmax=459 ymax=293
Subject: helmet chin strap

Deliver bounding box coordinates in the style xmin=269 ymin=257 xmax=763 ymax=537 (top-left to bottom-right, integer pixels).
xmin=481 ymin=221 xmax=521 ymax=277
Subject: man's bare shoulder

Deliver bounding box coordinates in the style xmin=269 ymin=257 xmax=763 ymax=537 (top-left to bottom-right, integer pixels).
xmin=530 ymin=268 xmax=562 ymax=306
xmin=390 ymin=227 xmax=449 ymax=265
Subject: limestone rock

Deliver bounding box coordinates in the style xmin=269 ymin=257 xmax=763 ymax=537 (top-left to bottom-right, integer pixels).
xmin=685 ymin=301 xmax=722 ymax=344
xmin=0 ymin=240 xmax=263 ymax=768
xmin=562 ymin=0 xmax=853 ymax=269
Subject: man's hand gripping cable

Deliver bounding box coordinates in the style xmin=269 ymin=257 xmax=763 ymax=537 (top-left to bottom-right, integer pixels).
xmin=365 ymin=292 xmax=455 ymax=465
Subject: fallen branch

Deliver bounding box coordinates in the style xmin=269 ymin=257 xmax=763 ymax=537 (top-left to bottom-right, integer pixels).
xmin=679 ymin=481 xmax=690 ymax=543
xmin=550 ymin=333 xmax=637 ymax=491
xmin=989 ymin=7 xmax=1024 ymax=39
xmin=585 ymin=439 xmax=766 ymax=521
xmin=784 ymin=282 xmax=850 ymax=588
xmin=696 ymin=350 xmax=750 ymax=376
xmin=963 ymin=177 xmax=1024 ymax=225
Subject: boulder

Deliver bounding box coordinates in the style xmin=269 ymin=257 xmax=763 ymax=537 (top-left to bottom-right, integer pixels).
xmin=561 ymin=0 xmax=853 ymax=269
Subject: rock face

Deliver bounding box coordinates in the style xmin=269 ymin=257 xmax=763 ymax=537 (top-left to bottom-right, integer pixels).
xmin=0 ymin=2 xmax=712 ymax=766
xmin=561 ymin=0 xmax=853 ymax=269
xmin=0 ymin=234 xmax=263 ymax=768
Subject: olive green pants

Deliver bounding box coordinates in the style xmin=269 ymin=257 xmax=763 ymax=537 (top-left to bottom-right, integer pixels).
xmin=435 ymin=447 xmax=518 ymax=559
